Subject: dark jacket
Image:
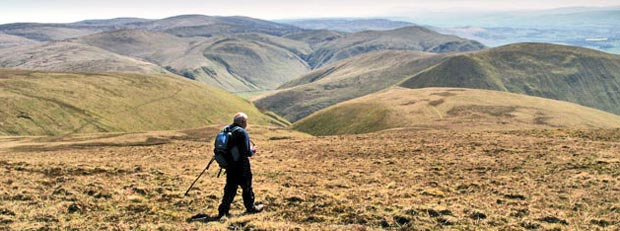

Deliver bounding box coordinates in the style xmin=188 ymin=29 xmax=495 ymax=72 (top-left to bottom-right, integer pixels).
xmin=227 ymin=123 xmax=254 ymax=175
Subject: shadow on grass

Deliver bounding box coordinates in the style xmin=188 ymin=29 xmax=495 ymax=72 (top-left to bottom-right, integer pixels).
xmin=187 ymin=213 xmax=221 ymax=223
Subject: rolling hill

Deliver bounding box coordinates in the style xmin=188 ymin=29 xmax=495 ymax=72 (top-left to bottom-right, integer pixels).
xmin=74 ymin=30 xmax=311 ymax=91
xmin=257 ymin=43 xmax=620 ymax=123
xmin=0 ymin=16 xmax=489 ymax=92
xmin=254 ymin=50 xmax=448 ymax=122
xmin=293 ymin=87 xmax=620 ymax=135
xmin=400 ymin=43 xmax=620 ymax=115
xmin=0 ymin=41 xmax=170 ymax=75
xmin=0 ymin=69 xmax=287 ymax=136
xmin=307 ymin=26 xmax=485 ymax=68
xmin=0 ymin=33 xmax=38 ymax=48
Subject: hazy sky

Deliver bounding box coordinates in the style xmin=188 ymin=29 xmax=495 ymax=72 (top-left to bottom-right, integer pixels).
xmin=1 ymin=0 xmax=619 ymax=24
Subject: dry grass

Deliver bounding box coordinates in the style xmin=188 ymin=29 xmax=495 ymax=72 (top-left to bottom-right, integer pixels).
xmin=0 ymin=127 xmax=618 ymax=230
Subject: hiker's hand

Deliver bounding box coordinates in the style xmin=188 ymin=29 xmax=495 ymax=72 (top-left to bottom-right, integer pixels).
xmin=250 ymin=146 xmax=257 ymax=156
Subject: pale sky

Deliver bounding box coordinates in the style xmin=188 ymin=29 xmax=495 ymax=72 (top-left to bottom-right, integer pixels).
xmin=1 ymin=0 xmax=619 ymax=24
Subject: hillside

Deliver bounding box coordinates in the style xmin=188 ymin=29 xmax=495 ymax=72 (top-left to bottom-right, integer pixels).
xmin=0 ymin=23 xmax=102 ymax=41
xmin=74 ymin=30 xmax=311 ymax=91
xmin=400 ymin=43 xmax=620 ymax=114
xmin=254 ymin=50 xmax=448 ymax=122
xmin=0 ymin=33 xmax=38 ymax=48
xmin=0 ymin=69 xmax=286 ymax=136
xmin=0 ymin=16 xmax=488 ymax=92
xmin=307 ymin=26 xmax=485 ymax=68
xmin=0 ymin=41 xmax=170 ymax=75
xmin=283 ymin=30 xmax=346 ymax=48
xmin=293 ymin=87 xmax=620 ymax=135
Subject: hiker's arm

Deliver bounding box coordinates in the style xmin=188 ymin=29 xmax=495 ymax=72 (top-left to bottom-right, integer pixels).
xmin=243 ymin=130 xmax=256 ymax=157
xmin=236 ymin=129 xmax=253 ymax=158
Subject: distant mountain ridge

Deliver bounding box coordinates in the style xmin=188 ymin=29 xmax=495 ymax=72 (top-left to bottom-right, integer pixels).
xmin=0 ymin=15 xmax=303 ymax=41
xmin=278 ymin=18 xmax=415 ymax=32
xmin=0 ymin=15 xmax=485 ymax=91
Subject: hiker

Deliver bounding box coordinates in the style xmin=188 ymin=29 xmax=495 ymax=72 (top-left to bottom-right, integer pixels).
xmin=217 ymin=112 xmax=263 ymax=218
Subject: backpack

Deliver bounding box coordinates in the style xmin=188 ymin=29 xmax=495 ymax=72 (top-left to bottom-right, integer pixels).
xmin=213 ymin=126 xmax=242 ymax=169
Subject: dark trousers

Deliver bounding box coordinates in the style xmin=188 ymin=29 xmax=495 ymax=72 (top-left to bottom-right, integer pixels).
xmin=218 ymin=166 xmax=254 ymax=215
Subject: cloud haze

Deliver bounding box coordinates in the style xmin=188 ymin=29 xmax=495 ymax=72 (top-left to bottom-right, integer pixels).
xmin=1 ymin=0 xmax=619 ymax=23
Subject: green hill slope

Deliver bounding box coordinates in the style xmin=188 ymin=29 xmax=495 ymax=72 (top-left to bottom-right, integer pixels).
xmin=254 ymin=50 xmax=448 ymax=122
xmin=400 ymin=43 xmax=620 ymax=114
xmin=293 ymin=87 xmax=620 ymax=135
xmin=0 ymin=69 xmax=286 ymax=136
xmin=307 ymin=26 xmax=485 ymax=68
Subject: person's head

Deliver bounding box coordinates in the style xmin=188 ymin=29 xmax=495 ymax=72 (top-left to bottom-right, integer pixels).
xmin=233 ymin=112 xmax=248 ymax=128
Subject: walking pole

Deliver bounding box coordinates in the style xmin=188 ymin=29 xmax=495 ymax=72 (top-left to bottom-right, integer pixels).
xmin=184 ymin=158 xmax=215 ymax=196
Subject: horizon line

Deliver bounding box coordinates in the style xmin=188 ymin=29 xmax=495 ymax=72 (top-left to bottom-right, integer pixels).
xmin=0 ymin=5 xmax=619 ymax=25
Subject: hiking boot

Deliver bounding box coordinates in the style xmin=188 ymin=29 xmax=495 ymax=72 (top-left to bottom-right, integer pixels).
xmin=246 ymin=204 xmax=264 ymax=214
xmin=188 ymin=213 xmax=209 ymax=222
xmin=216 ymin=212 xmax=231 ymax=219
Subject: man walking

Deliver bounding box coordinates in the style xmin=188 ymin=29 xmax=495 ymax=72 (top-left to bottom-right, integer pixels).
xmin=217 ymin=112 xmax=263 ymax=218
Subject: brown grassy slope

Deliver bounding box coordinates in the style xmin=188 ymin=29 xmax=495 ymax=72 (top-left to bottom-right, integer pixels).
xmin=0 ymin=128 xmax=618 ymax=230
xmin=0 ymin=41 xmax=170 ymax=75
xmin=0 ymin=33 xmax=38 ymax=48
xmin=76 ymin=30 xmax=311 ymax=91
xmin=0 ymin=69 xmax=286 ymax=136
xmin=293 ymin=87 xmax=620 ymax=136
xmin=0 ymin=24 xmax=101 ymax=41
xmin=283 ymin=29 xmax=346 ymax=48
xmin=400 ymin=43 xmax=620 ymax=114
xmin=254 ymin=50 xmax=448 ymax=122
xmin=307 ymin=26 xmax=485 ymax=68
